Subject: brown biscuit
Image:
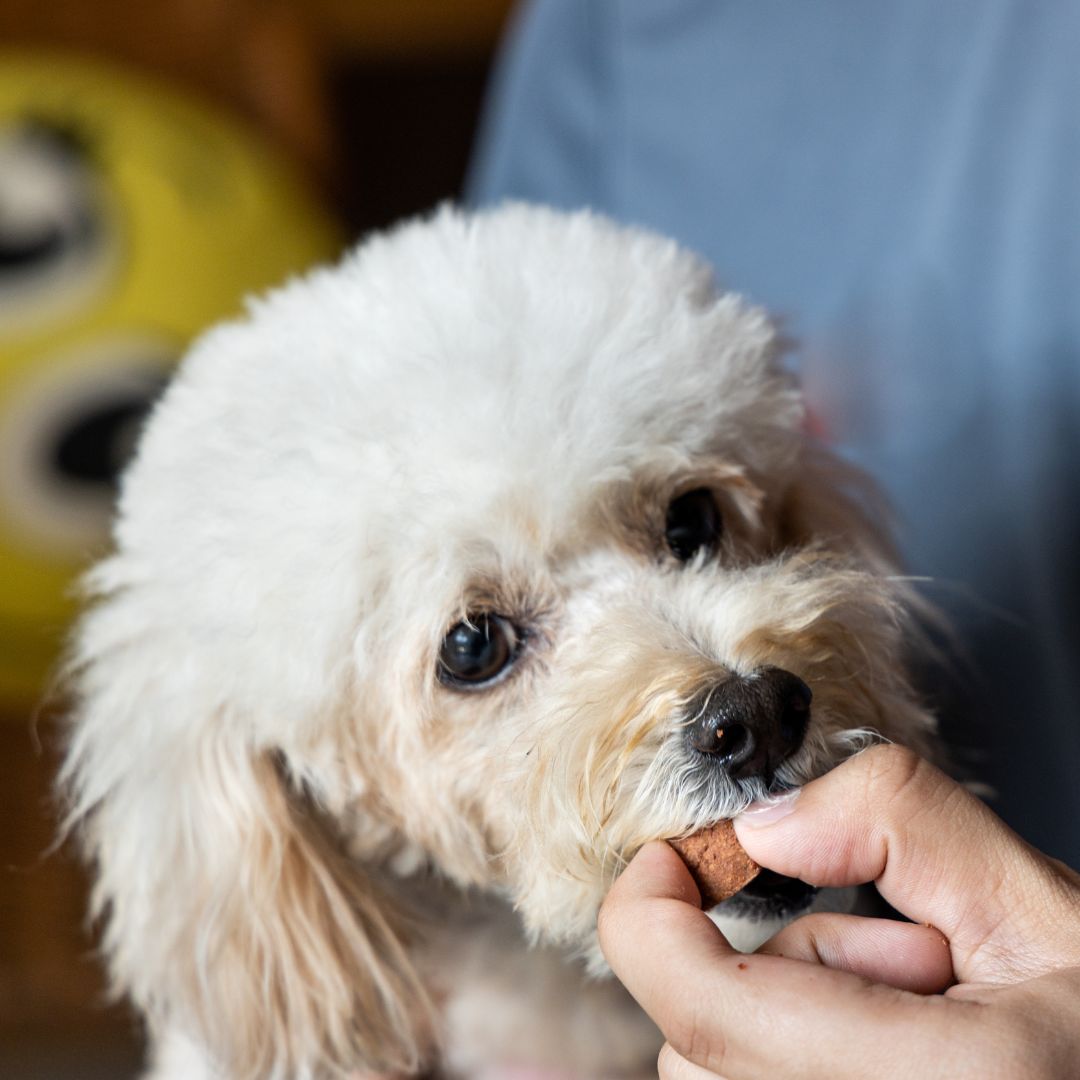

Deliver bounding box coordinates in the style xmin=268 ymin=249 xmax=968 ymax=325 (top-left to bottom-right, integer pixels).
xmin=669 ymin=819 xmax=760 ymax=908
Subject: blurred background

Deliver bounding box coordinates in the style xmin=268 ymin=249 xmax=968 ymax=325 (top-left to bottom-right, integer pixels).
xmin=0 ymin=2 xmax=512 ymax=1075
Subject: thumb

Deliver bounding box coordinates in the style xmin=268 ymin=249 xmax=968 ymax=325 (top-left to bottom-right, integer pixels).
xmin=732 ymin=746 xmax=1080 ymax=982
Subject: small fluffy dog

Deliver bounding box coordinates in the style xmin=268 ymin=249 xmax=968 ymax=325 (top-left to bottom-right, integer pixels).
xmin=62 ymin=205 xmax=938 ymax=1079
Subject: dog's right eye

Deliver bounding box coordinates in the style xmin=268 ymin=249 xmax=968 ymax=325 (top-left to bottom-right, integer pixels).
xmin=438 ymin=614 xmax=522 ymax=689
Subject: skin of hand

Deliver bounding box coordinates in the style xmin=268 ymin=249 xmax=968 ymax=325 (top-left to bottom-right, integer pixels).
xmin=597 ymin=745 xmax=1080 ymax=1080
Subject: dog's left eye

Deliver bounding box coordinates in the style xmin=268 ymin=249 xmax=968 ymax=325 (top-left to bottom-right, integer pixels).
xmin=665 ymin=487 xmax=723 ymax=562
xmin=438 ymin=614 xmax=522 ymax=689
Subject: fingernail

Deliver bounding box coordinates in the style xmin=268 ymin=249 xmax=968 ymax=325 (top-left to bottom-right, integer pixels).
xmin=737 ymin=788 xmax=800 ymax=826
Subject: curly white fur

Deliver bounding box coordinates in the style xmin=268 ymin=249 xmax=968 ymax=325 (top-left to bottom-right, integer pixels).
xmin=60 ymin=204 xmax=937 ymax=1079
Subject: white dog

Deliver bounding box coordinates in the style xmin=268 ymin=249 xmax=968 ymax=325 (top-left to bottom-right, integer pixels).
xmin=61 ymin=204 xmax=938 ymax=1079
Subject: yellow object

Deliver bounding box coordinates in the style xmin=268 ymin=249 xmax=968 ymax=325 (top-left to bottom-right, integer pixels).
xmin=0 ymin=52 xmax=341 ymax=709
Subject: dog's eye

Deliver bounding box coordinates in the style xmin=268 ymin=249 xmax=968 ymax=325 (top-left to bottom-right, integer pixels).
xmin=438 ymin=614 xmax=522 ymax=689
xmin=665 ymin=488 xmax=722 ymax=562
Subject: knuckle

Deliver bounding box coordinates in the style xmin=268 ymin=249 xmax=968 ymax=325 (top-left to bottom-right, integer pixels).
xmin=765 ymin=912 xmax=830 ymax=965
xmin=656 ymin=1043 xmax=681 ymax=1080
xmin=863 ymin=742 xmax=921 ymax=790
xmin=667 ymin=1010 xmax=728 ymax=1077
xmin=793 ymin=913 xmax=832 ymax=964
xmin=861 ymin=743 xmax=938 ymax=811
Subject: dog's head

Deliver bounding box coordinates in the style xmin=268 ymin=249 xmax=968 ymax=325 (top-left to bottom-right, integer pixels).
xmin=62 ymin=204 xmax=936 ymax=1077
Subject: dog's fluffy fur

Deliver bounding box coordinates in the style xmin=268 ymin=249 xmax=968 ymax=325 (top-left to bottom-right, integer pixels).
xmin=61 ymin=204 xmax=937 ymax=1079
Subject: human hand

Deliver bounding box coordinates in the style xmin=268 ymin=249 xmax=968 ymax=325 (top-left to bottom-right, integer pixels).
xmin=598 ymin=746 xmax=1080 ymax=1079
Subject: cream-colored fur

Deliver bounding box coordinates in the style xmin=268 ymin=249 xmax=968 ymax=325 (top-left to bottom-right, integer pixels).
xmin=60 ymin=204 xmax=937 ymax=1079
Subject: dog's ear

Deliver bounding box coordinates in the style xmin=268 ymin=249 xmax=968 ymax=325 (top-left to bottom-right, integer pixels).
xmin=60 ymin=588 xmax=433 ymax=1079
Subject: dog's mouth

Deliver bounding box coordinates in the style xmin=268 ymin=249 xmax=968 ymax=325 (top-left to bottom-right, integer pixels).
xmin=717 ymin=869 xmax=818 ymax=919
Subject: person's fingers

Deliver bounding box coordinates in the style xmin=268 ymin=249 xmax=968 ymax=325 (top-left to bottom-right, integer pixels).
xmin=756 ymin=913 xmax=954 ymax=994
xmin=599 ymin=842 xmax=737 ymax=1028
xmin=658 ymin=1042 xmax=728 ymax=1080
xmin=599 ymin=842 xmax=971 ymax=1080
xmin=733 ymin=745 xmax=1080 ymax=982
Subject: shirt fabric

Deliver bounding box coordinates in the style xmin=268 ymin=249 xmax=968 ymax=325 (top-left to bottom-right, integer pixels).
xmin=468 ymin=0 xmax=1080 ymax=866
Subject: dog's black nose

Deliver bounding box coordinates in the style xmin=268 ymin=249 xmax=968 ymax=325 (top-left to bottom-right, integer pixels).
xmin=685 ymin=668 xmax=811 ymax=782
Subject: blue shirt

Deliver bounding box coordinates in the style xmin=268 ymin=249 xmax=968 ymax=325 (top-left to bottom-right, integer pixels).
xmin=469 ymin=0 xmax=1080 ymax=865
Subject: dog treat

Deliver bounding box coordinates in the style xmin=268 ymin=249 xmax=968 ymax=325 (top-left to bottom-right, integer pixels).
xmin=669 ymin=819 xmax=760 ymax=907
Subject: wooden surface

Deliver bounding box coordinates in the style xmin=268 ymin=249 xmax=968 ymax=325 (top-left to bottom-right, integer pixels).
xmin=0 ymin=714 xmax=144 ymax=1076
xmin=315 ymin=0 xmax=515 ymax=56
